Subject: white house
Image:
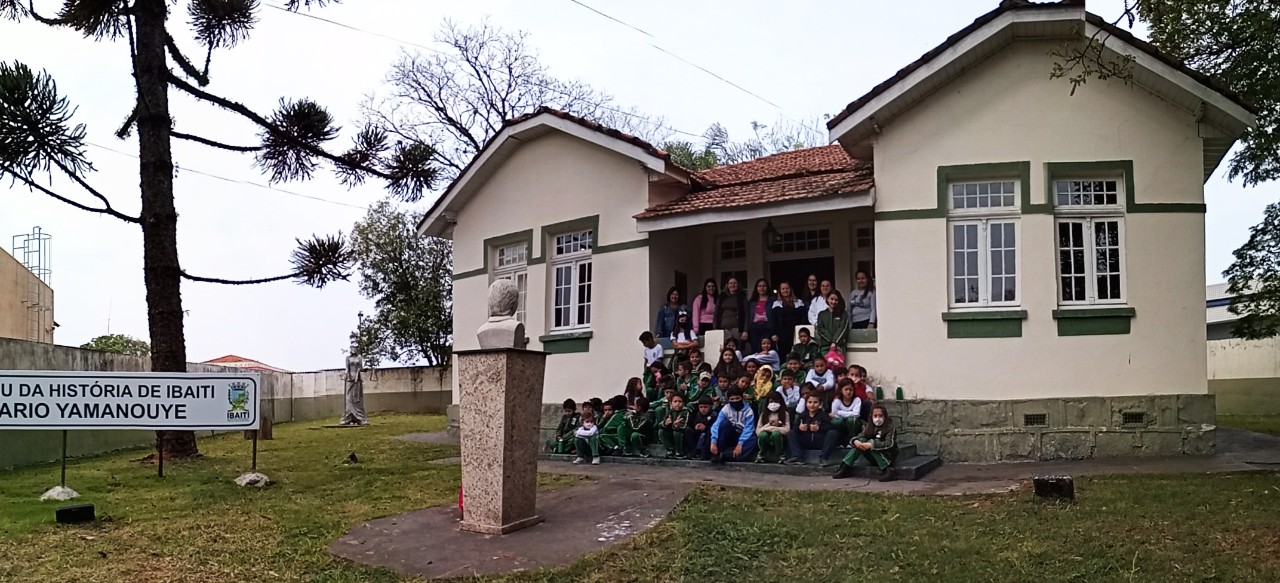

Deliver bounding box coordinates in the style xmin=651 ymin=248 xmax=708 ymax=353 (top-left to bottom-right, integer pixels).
xmin=422 ymin=1 xmax=1256 ymax=462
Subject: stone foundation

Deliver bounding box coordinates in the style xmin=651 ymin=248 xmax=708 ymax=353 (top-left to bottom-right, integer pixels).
xmin=444 ymin=393 xmax=1218 ymax=464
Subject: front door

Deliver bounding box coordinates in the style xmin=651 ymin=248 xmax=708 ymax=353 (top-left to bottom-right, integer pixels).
xmin=769 ymin=257 xmax=835 ymax=293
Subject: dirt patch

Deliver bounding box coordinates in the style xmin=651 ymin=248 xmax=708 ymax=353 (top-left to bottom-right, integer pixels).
xmin=1217 ymin=527 xmax=1280 ymax=568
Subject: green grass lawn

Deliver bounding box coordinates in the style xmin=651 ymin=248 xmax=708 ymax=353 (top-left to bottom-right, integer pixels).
xmin=1220 ymin=414 xmax=1280 ymax=437
xmin=2 ymin=414 xmax=1278 ymax=583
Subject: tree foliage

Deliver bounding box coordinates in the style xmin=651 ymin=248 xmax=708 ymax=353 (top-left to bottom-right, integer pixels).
xmin=81 ymin=333 xmax=152 ymax=357
xmin=664 ymin=118 xmax=826 ymax=171
xmin=2 ymin=0 xmax=440 ymax=457
xmin=350 ymin=200 xmax=453 ymax=367
xmin=1225 ymin=202 xmax=1280 ymax=339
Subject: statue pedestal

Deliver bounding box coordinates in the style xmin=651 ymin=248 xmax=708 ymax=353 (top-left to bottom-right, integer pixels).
xmin=454 ymin=348 xmax=548 ymax=535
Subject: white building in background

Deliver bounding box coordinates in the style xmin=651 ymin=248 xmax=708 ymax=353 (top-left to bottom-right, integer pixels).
xmin=421 ymin=1 xmax=1257 ymax=461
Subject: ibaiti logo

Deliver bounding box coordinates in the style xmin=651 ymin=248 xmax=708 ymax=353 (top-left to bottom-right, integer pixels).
xmin=227 ymin=382 xmax=252 ymax=422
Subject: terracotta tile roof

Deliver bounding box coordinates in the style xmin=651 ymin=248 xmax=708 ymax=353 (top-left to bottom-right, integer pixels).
xmin=202 ymin=354 xmax=291 ymax=373
xmin=694 ymin=145 xmax=853 ymax=187
xmin=636 ymin=146 xmax=873 ymax=219
xmin=826 ymin=1 xmax=1257 ymax=131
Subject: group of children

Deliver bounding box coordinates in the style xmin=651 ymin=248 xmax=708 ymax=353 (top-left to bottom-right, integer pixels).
xmin=546 ymin=325 xmax=900 ymax=482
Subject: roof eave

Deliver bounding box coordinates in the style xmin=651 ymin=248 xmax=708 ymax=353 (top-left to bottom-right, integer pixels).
xmin=416 ymin=112 xmax=675 ymax=239
xmin=636 ymin=187 xmax=875 ymax=233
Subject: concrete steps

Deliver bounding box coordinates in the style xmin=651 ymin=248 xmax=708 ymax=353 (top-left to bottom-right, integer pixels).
xmin=542 ymin=443 xmax=941 ymax=481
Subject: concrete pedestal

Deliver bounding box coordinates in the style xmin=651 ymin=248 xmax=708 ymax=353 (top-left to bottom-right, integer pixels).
xmin=454 ymin=348 xmax=547 ymax=535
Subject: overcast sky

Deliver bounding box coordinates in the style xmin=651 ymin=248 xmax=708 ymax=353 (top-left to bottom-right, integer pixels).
xmin=2 ymin=0 xmax=1275 ymax=371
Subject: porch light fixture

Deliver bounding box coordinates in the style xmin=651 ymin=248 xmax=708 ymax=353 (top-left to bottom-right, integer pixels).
xmin=762 ymin=220 xmax=783 ymax=253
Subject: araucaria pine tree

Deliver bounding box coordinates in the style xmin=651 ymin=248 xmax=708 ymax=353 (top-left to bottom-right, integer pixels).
xmin=0 ymin=0 xmax=439 ymax=458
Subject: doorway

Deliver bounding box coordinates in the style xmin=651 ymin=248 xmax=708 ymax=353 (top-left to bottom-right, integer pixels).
xmin=769 ymin=257 xmax=835 ymax=293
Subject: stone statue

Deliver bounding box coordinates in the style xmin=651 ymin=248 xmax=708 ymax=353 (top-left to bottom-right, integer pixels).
xmin=477 ymin=279 xmax=527 ymax=349
xmin=339 ymin=349 xmax=368 ymax=426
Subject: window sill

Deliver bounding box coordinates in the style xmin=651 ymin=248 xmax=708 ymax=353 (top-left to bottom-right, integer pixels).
xmin=1053 ymin=307 xmax=1134 ymax=336
xmin=941 ymin=310 xmax=1026 ymax=338
xmin=848 ymin=329 xmax=878 ymax=344
xmin=538 ymin=331 xmax=593 ymax=354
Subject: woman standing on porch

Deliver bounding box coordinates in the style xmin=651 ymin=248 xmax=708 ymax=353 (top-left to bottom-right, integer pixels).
xmin=746 ymin=278 xmax=777 ymax=354
xmin=849 ymin=270 xmax=877 ymax=329
xmin=800 ymin=274 xmax=821 ymax=307
xmin=807 ymin=279 xmax=834 ymax=325
xmin=691 ymin=278 xmax=718 ymax=335
xmin=771 ymin=281 xmax=807 ymax=357
xmin=715 ymin=277 xmax=749 ymax=343
xmin=654 ymin=287 xmax=686 ymax=339
xmin=816 ymin=290 xmax=851 ymax=352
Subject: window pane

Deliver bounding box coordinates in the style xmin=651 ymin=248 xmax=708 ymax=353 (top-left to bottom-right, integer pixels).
xmin=989 ymin=222 xmax=1016 ymax=303
xmin=1055 ymin=179 xmax=1121 ymax=207
xmin=1094 ymin=220 xmax=1123 ymax=300
xmin=952 ymin=223 xmax=981 ymax=304
xmin=952 ymin=181 xmax=1017 ymax=210
xmin=576 ymin=261 xmax=593 ymax=326
xmin=1057 ymin=221 xmax=1088 ymax=302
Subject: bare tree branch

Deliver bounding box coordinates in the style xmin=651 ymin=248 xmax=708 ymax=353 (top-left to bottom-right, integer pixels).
xmin=166 ymin=33 xmax=210 ymax=86
xmin=172 ymin=130 xmax=262 ymax=152
xmin=1 ymin=162 xmax=139 ymax=223
xmin=180 ymin=270 xmax=295 ymax=285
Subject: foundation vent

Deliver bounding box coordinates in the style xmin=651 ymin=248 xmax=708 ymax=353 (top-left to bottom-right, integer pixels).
xmin=1023 ymin=413 xmax=1048 ymax=427
xmin=1122 ymin=412 xmax=1146 ymax=426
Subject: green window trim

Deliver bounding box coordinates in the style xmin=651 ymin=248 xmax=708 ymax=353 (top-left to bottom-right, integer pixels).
xmin=1053 ymin=307 xmax=1134 ymax=336
xmin=539 ymin=331 xmax=593 ymax=354
xmin=941 ymin=310 xmax=1027 ymax=338
xmin=847 ymin=329 xmax=878 ymax=344
xmin=1046 ymin=161 xmax=1204 ymax=214
xmin=876 ymin=161 xmax=1033 ymax=221
xmin=453 ymin=216 xmax=649 ymax=280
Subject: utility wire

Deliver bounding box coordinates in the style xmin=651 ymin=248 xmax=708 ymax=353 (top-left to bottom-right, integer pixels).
xmin=86 ymin=142 xmax=370 ymax=211
xmin=262 ymin=2 xmax=704 ymax=140
xmin=563 ymin=0 xmax=827 ymax=139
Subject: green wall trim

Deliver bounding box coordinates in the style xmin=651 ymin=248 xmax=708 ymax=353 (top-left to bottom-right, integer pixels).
xmin=1046 ymin=160 xmax=1204 ymax=214
xmin=942 ymin=310 xmax=1026 ymax=338
xmin=941 ymin=310 xmax=1028 ymax=321
xmin=847 ymin=347 xmax=879 ymax=353
xmin=454 ymin=228 xmax=535 ymax=280
xmin=540 ymin=330 xmax=593 ymax=354
xmin=947 ymin=319 xmax=1023 ymax=338
xmin=594 ymin=238 xmax=649 ymax=254
xmin=1052 ymin=307 xmax=1136 ymax=319
xmin=453 ymin=267 xmax=487 ymax=280
xmin=848 ymin=329 xmax=878 ymax=344
xmin=1057 ymin=317 xmax=1131 ymax=336
xmin=878 ymin=161 xmax=1034 ymax=221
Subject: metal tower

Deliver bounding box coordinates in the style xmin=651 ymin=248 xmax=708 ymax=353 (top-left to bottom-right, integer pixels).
xmin=11 ymin=227 xmax=52 ymax=342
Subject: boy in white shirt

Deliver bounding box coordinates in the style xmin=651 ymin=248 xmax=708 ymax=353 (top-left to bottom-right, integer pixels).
xmin=639 ymin=331 xmax=664 ymax=368
xmin=804 ymin=356 xmax=836 ymax=408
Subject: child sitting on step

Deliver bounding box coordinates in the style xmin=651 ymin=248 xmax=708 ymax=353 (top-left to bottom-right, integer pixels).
xmin=658 ymin=393 xmax=691 ymax=458
xmin=755 ymin=391 xmax=791 ymax=463
xmin=572 ymin=411 xmax=601 ymax=465
xmin=599 ymin=396 xmax=626 ymax=455
xmin=625 ymin=399 xmax=655 ymax=458
xmin=830 ymin=379 xmax=862 ymax=442
xmin=833 ymin=403 xmax=899 ymax=482
xmin=688 ymin=396 xmax=716 ymax=460
xmin=547 ymin=399 xmax=580 ymax=454
xmin=788 ymin=393 xmax=839 ymax=466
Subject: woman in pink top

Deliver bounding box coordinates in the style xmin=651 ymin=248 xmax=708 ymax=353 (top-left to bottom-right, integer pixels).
xmin=691 ymin=278 xmax=718 ymax=334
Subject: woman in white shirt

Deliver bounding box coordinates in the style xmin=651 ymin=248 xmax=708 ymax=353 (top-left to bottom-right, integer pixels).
xmin=807 ymin=279 xmax=833 ymax=325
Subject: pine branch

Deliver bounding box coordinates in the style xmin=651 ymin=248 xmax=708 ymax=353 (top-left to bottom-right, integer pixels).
xmin=1 ymin=162 xmax=139 ymax=223
xmin=172 ymin=130 xmax=262 ymax=152
xmin=49 ymin=158 xmax=135 ymax=219
xmin=167 ymin=74 xmax=393 ymax=180
xmin=115 ymin=106 xmax=138 ymax=139
xmin=166 ymin=33 xmax=210 ymax=86
xmin=180 ymin=270 xmax=295 ymax=285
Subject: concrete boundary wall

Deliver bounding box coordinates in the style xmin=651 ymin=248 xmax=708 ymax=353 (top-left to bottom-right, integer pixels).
xmin=1208 ymin=338 xmax=1280 ymax=416
xmin=0 ymin=338 xmax=451 ymax=469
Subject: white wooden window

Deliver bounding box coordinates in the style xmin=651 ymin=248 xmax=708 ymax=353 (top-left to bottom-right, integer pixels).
xmin=493 ymin=242 xmax=528 ymax=323
xmin=550 ymin=230 xmax=593 ymax=330
xmin=716 ymin=236 xmax=747 ymax=289
xmin=1054 ymin=179 xmax=1125 ymax=305
xmin=947 ymin=180 xmax=1019 ymax=307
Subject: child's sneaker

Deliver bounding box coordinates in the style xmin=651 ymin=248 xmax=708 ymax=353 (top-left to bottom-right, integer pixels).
xmin=754 ymin=454 xmax=764 ymax=464
xmin=591 ymin=458 xmax=600 ymax=465
xmin=572 ymin=457 xmax=584 ymax=464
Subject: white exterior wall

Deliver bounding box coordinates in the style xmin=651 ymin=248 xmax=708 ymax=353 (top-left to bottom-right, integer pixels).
xmin=450 ymin=132 xmax=652 ymax=404
xmin=869 ymin=39 xmax=1208 ymax=400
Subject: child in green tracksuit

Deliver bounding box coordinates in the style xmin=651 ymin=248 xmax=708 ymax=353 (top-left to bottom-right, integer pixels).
xmin=833 ymin=404 xmax=899 ymax=482
xmin=788 ymin=327 xmax=822 ymax=372
xmin=599 ymin=398 xmax=626 ymax=455
xmin=625 ymin=400 xmax=655 ymax=457
xmin=685 ymin=371 xmax=713 ymax=405
xmin=650 ymin=381 xmax=676 ymax=429
xmin=754 ymin=391 xmax=791 ymax=463
xmin=658 ymin=393 xmax=691 ymax=458
xmin=546 ymin=399 xmax=580 ymax=454
xmin=673 ymin=360 xmax=695 ymax=397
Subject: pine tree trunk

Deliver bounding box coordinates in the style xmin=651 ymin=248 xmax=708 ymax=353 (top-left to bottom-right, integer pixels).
xmin=134 ymin=0 xmax=198 ymax=458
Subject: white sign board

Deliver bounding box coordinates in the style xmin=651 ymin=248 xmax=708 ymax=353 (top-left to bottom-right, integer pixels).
xmin=0 ymin=371 xmax=260 ymax=431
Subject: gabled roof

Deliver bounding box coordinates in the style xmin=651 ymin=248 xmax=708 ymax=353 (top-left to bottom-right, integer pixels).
xmin=635 ymin=145 xmax=874 ymax=229
xmin=826 ymin=1 xmax=1257 ymax=180
xmin=202 ymin=354 xmax=291 ymax=373
xmin=417 ymin=107 xmax=686 ymax=238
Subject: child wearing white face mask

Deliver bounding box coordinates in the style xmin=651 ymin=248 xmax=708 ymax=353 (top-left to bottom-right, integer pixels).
xmin=754 ymin=391 xmax=791 ymax=463
xmin=833 ymin=404 xmax=898 ymax=482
